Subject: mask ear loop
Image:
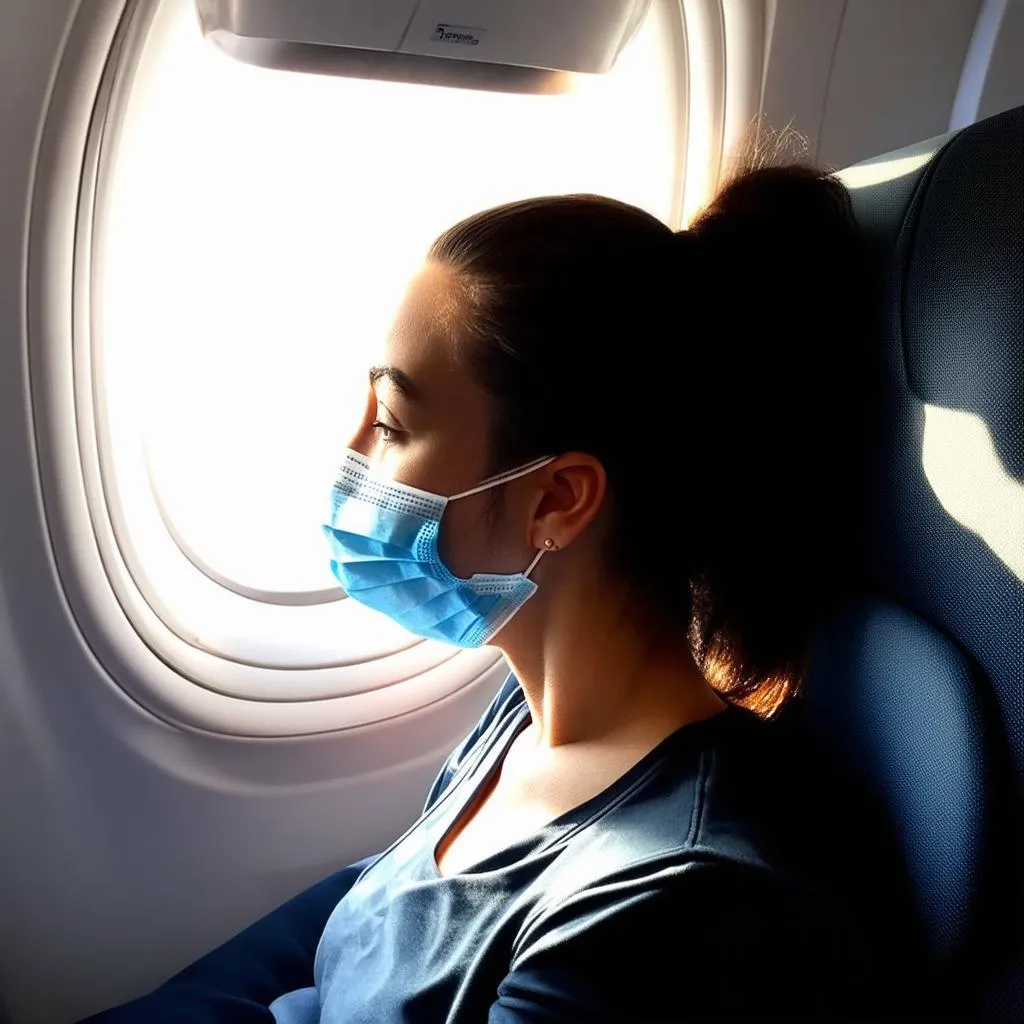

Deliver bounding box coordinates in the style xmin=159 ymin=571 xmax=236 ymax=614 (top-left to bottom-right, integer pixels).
xmin=448 ymin=460 xmax=559 ymax=582
xmin=448 ymin=456 xmax=556 ymax=502
xmin=524 ymin=550 xmax=546 ymax=577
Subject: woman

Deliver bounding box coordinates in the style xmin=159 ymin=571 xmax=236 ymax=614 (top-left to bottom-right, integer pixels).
xmin=84 ymin=162 xmax=926 ymax=1022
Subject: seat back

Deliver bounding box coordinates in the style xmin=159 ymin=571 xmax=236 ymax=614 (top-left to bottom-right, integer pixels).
xmin=804 ymin=105 xmax=1024 ymax=1020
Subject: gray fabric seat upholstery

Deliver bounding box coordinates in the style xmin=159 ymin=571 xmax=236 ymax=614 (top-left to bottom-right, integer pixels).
xmin=804 ymin=105 xmax=1023 ymax=1021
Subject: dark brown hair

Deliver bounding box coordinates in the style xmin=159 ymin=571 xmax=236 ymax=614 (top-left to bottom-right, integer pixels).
xmin=428 ymin=146 xmax=875 ymax=716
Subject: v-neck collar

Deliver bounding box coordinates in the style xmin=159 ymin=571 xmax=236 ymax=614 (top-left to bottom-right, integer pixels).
xmin=426 ymin=699 xmax=739 ymax=878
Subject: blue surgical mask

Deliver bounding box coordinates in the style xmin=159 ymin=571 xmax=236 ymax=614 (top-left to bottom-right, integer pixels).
xmin=322 ymin=450 xmax=556 ymax=648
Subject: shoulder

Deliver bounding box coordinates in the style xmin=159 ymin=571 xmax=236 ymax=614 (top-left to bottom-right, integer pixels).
xmin=499 ymin=853 xmax=905 ymax=1022
xmin=500 ymin=707 xmax=925 ymax=1020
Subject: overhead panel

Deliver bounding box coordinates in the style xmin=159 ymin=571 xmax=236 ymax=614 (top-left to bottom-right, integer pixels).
xmin=196 ymin=0 xmax=652 ymax=77
xmin=400 ymin=0 xmax=649 ymax=73
xmin=196 ymin=0 xmax=419 ymax=52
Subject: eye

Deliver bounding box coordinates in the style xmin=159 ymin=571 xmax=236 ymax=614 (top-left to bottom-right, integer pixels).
xmin=371 ymin=420 xmax=400 ymax=443
xmin=369 ymin=395 xmax=404 ymax=444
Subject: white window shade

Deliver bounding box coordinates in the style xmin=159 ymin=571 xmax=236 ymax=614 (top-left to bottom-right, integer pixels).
xmin=90 ymin=0 xmax=684 ymax=698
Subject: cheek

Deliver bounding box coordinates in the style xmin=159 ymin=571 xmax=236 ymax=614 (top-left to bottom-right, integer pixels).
xmin=438 ymin=494 xmax=524 ymax=577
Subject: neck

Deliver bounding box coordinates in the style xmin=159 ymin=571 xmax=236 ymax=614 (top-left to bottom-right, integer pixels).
xmin=497 ymin=574 xmax=727 ymax=750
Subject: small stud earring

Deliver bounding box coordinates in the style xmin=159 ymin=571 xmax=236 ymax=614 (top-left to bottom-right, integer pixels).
xmin=544 ymin=539 xmax=558 ymax=551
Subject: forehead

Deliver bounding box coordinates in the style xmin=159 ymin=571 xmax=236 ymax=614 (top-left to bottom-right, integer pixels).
xmin=385 ymin=262 xmax=466 ymax=370
xmin=380 ymin=262 xmax=491 ymax=431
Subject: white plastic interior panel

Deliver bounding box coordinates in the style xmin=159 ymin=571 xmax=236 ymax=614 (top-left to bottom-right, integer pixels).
xmin=399 ymin=0 xmax=650 ymax=72
xmin=759 ymin=0 xmax=1023 ymax=171
xmin=197 ymin=0 xmax=418 ymax=52
xmin=978 ymin=0 xmax=1024 ymax=121
xmin=817 ymin=0 xmax=981 ymax=168
xmin=198 ymin=0 xmax=652 ymax=74
xmin=760 ymin=0 xmax=847 ymax=160
xmin=197 ymin=0 xmax=417 ymax=50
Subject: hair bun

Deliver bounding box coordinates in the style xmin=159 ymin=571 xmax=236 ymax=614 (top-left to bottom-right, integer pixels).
xmin=690 ymin=165 xmax=856 ymax=254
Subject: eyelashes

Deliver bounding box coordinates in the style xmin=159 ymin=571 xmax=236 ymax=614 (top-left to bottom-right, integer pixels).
xmin=371 ymin=420 xmax=401 ymax=443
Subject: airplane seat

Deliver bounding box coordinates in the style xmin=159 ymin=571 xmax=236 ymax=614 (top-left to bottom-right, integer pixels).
xmin=803 ymin=103 xmax=1023 ymax=1022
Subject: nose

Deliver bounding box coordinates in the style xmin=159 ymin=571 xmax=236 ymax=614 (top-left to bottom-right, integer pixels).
xmin=346 ymin=427 xmax=375 ymax=458
xmin=345 ymin=388 xmax=378 ymax=457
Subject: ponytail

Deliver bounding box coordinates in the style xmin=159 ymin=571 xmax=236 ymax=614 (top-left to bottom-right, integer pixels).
xmin=680 ymin=159 xmax=875 ymax=713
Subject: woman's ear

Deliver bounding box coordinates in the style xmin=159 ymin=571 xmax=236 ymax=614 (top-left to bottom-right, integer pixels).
xmin=529 ymin=453 xmax=607 ymax=551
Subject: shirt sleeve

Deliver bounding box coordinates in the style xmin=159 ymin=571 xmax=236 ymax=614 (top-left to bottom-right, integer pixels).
xmin=76 ymin=856 xmax=377 ymax=1023
xmin=487 ymin=858 xmax=900 ymax=1024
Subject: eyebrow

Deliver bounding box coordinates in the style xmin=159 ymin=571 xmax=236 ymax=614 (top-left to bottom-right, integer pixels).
xmin=369 ymin=365 xmax=420 ymax=402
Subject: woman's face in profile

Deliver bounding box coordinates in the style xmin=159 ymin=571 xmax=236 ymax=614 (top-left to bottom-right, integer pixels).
xmin=346 ymin=262 xmax=540 ymax=580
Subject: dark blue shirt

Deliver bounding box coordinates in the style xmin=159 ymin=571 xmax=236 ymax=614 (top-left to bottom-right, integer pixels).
xmin=264 ymin=675 xmax=921 ymax=1022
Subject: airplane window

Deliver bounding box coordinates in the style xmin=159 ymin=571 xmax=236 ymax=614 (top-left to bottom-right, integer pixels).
xmin=92 ymin=0 xmax=681 ymax=672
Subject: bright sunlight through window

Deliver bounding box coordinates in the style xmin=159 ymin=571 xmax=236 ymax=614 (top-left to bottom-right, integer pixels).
xmin=98 ymin=0 xmax=682 ymax=615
